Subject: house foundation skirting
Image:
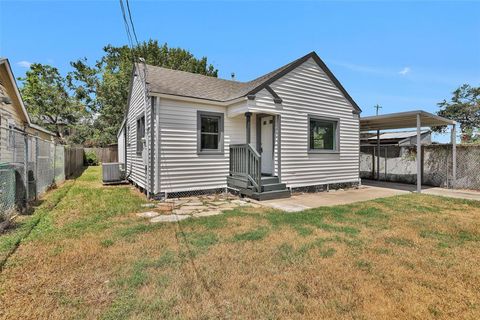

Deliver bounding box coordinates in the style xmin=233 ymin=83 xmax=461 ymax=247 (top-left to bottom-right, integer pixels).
xmin=156 ymin=187 xmax=228 ymax=200
xmin=132 ymin=181 xmax=360 ymax=200
xmin=290 ymin=181 xmax=359 ymax=194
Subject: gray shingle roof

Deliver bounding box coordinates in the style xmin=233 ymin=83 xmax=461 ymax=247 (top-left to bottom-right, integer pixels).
xmin=144 ymin=57 xmax=297 ymax=102
xmin=141 ymin=52 xmax=361 ymax=113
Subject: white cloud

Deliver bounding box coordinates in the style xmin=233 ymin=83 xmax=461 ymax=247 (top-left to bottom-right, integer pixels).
xmin=399 ymin=67 xmax=411 ymax=76
xmin=17 ymin=60 xmax=32 ymax=68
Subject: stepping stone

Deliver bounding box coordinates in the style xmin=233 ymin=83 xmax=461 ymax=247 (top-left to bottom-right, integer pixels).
xmin=183 ymin=201 xmax=204 ymax=206
xmin=193 ymin=210 xmax=222 ymax=217
xmin=209 ymin=201 xmax=228 ymax=206
xmin=173 ymin=208 xmax=197 ymax=215
xmin=141 ymin=203 xmax=156 ymax=208
xmin=136 ymin=211 xmax=159 ymax=218
xmin=217 ymin=204 xmax=238 ymax=211
xmin=180 ymin=205 xmax=205 ymax=211
xmin=150 ymin=214 xmax=191 ymax=223
xmin=231 ymin=200 xmax=249 ymax=206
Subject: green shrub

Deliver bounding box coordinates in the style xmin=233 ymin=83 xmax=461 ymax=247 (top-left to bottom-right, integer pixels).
xmin=84 ymin=151 xmax=99 ymax=166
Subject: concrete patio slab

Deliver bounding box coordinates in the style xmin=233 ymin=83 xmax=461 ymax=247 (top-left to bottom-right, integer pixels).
xmin=261 ymin=184 xmax=409 ymax=212
xmin=262 ymin=180 xmax=480 ymax=213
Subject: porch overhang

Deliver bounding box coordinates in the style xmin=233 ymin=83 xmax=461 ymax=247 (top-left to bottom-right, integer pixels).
xmin=227 ymin=105 xmax=281 ymax=118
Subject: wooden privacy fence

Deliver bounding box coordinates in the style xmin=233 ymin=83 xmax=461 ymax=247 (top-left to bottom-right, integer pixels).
xmin=84 ymin=146 xmax=118 ymax=163
xmin=64 ymin=147 xmax=85 ymax=178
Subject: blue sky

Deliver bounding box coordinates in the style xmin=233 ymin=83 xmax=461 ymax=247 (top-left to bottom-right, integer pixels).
xmin=1 ymin=1 xmax=479 ymax=139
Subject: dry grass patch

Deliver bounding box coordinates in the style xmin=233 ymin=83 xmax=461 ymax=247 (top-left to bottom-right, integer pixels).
xmin=1 ymin=166 xmax=480 ymax=319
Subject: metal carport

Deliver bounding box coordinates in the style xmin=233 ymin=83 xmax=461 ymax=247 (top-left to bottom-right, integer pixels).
xmin=360 ymin=110 xmax=457 ymax=192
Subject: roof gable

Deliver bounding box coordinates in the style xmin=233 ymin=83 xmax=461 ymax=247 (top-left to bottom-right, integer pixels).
xmin=246 ymin=52 xmax=361 ymax=114
xmin=143 ymin=51 xmax=361 ymax=114
xmin=0 ymin=58 xmax=31 ymax=124
xmin=0 ymin=58 xmax=55 ymax=136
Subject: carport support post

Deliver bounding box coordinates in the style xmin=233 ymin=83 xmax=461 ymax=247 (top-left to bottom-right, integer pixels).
xmin=376 ymin=130 xmax=380 ymax=180
xmin=416 ymin=113 xmax=422 ymax=193
xmin=451 ymin=123 xmax=457 ymax=188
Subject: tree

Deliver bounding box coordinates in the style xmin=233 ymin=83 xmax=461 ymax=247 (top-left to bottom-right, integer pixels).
xmin=68 ymin=40 xmax=218 ymax=146
xmin=436 ymin=84 xmax=480 ymax=143
xmin=18 ymin=64 xmax=84 ymax=141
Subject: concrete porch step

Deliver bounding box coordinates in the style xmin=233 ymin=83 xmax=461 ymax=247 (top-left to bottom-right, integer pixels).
xmin=250 ymin=189 xmax=291 ymax=201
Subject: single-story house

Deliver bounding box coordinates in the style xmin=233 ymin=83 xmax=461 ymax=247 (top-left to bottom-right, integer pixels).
xmin=118 ymin=52 xmax=362 ymax=200
xmin=0 ymin=58 xmax=56 ymax=163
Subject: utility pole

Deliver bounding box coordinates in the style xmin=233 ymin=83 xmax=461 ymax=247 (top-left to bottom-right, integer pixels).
xmin=374 ymin=104 xmax=382 ymax=180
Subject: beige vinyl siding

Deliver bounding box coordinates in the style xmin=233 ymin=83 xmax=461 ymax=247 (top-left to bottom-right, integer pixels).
xmin=0 ymin=65 xmax=28 ymax=128
xmin=125 ymin=73 xmax=148 ymax=189
xmin=0 ymin=66 xmax=27 ymax=164
xmin=251 ymin=57 xmax=360 ymax=188
xmin=157 ymin=98 xmax=248 ymax=193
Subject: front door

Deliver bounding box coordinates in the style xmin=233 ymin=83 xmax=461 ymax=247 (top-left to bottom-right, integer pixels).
xmin=261 ymin=116 xmax=274 ymax=175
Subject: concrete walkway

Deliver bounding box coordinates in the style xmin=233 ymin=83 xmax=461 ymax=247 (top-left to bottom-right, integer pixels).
xmin=364 ymin=180 xmax=480 ymax=202
xmin=262 ymin=181 xmax=480 ymax=212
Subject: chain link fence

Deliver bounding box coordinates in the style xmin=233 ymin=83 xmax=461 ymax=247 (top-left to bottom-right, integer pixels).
xmin=360 ymin=144 xmax=480 ymax=190
xmin=0 ymin=127 xmax=83 ymax=214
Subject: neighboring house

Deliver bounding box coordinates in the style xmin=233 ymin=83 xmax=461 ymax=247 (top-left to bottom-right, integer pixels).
xmin=0 ymin=58 xmax=55 ymax=163
xmin=360 ymin=130 xmax=431 ymax=146
xmin=118 ymin=52 xmax=362 ymax=200
xmin=31 ymin=115 xmax=73 ymax=140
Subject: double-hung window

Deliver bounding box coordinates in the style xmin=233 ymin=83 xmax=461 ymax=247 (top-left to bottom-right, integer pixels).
xmin=308 ymin=116 xmax=339 ymax=153
xmin=136 ymin=115 xmax=145 ymax=155
xmin=197 ymin=111 xmax=224 ymax=154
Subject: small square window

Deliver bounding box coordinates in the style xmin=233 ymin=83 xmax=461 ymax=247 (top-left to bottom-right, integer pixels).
xmin=308 ymin=116 xmax=339 ymax=153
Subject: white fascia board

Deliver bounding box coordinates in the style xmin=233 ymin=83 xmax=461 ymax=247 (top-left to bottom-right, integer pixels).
xmin=148 ymin=92 xmax=247 ymax=107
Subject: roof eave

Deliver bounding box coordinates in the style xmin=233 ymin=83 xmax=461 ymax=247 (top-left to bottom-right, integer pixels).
xmin=149 ymin=91 xmax=248 ymax=106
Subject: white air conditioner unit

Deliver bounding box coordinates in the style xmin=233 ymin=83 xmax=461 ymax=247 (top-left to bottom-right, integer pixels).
xmin=102 ymin=162 xmax=125 ymax=184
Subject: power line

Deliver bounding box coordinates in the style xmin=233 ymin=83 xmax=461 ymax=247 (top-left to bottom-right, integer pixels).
xmin=125 ymin=0 xmax=140 ymax=47
xmin=118 ymin=0 xmax=153 ymax=198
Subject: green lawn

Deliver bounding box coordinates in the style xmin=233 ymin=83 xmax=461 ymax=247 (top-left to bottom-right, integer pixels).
xmin=1 ymin=166 xmax=480 ymax=319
